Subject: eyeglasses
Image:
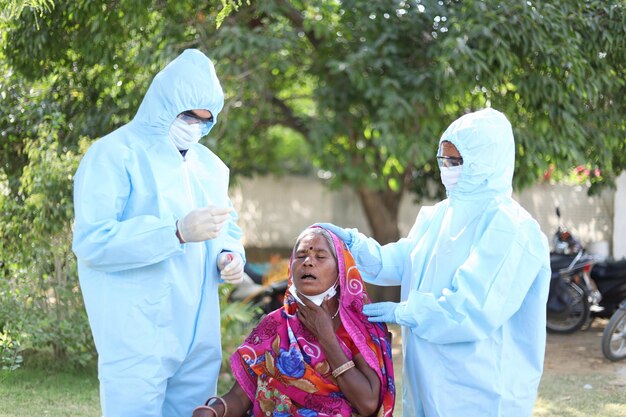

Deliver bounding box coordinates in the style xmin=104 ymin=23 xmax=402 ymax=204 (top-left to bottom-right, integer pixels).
xmin=178 ymin=111 xmax=214 ymax=125
xmin=437 ymin=156 xmax=463 ymax=168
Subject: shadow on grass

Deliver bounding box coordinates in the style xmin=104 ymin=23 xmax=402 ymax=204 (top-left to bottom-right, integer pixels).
xmin=535 ymin=374 xmax=626 ymax=417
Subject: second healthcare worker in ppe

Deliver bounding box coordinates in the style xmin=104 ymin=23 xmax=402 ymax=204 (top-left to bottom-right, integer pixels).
xmin=72 ymin=49 xmax=246 ymax=417
xmin=320 ymin=108 xmax=551 ymax=417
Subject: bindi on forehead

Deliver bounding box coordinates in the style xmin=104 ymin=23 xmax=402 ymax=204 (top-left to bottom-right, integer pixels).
xmin=296 ymin=245 xmax=327 ymax=254
xmin=295 ymin=238 xmax=331 ymax=255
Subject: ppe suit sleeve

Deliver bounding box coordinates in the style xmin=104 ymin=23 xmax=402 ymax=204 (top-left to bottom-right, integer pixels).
xmin=395 ymin=211 xmax=550 ymax=344
xmin=348 ymin=206 xmax=436 ymax=286
xmin=350 ymin=235 xmax=413 ymax=286
xmin=72 ymin=143 xmax=183 ymax=272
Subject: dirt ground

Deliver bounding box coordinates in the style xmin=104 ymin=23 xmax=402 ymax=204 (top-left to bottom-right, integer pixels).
xmin=543 ymin=318 xmax=626 ymax=383
xmin=544 ymin=319 xmax=626 ymax=388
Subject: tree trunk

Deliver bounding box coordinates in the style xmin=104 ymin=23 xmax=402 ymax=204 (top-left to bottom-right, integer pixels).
xmin=356 ymin=186 xmax=403 ymax=303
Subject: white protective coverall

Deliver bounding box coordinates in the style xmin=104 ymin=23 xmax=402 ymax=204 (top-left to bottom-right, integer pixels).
xmin=72 ymin=49 xmax=245 ymax=417
xmin=346 ymin=108 xmax=551 ymax=416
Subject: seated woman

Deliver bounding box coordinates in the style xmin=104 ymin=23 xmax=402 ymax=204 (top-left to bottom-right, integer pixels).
xmin=193 ymin=226 xmax=395 ymax=417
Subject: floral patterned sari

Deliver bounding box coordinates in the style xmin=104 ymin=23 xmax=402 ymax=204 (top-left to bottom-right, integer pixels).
xmin=230 ymin=229 xmax=395 ymax=416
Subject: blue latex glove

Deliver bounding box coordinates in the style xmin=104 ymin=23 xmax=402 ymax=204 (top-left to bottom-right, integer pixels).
xmin=314 ymin=222 xmax=353 ymax=246
xmin=363 ymin=301 xmax=400 ymax=324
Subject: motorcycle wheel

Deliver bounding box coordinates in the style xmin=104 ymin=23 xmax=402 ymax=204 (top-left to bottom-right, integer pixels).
xmin=546 ymin=280 xmax=590 ymax=334
xmin=601 ymin=308 xmax=626 ymax=361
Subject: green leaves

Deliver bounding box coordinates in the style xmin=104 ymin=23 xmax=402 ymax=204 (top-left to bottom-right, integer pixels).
xmin=1 ymin=0 xmax=625 ymax=311
xmin=3 ymin=1 xmax=625 ymax=201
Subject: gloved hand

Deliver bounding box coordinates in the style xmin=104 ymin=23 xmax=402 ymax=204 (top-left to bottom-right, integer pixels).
xmin=177 ymin=206 xmax=233 ymax=243
xmin=362 ymin=302 xmax=400 ymax=324
xmin=314 ymin=223 xmax=353 ymax=246
xmin=217 ymin=252 xmax=244 ymax=284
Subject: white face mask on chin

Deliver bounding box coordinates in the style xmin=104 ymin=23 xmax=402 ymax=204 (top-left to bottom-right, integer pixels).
xmin=288 ymin=279 xmax=338 ymax=306
xmin=440 ymin=165 xmax=463 ymax=191
xmin=168 ymin=118 xmax=204 ymax=151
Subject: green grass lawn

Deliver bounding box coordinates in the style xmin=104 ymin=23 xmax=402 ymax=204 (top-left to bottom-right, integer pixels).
xmin=1 ymin=367 xmax=625 ymax=417
xmin=1 ymin=360 xmax=625 ymax=417
xmin=0 ymin=367 xmax=100 ymax=417
xmin=534 ymin=374 xmax=626 ymax=417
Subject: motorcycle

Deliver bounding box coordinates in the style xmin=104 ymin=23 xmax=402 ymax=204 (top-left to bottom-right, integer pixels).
xmin=602 ymin=298 xmax=626 ymax=361
xmin=229 ymin=260 xmax=289 ymax=317
xmin=547 ymin=250 xmax=596 ymax=334
xmin=546 ymin=207 xmax=626 ymax=335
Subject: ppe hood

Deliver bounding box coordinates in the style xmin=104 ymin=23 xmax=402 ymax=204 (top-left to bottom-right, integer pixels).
xmin=132 ymin=49 xmax=225 ymax=137
xmin=439 ymin=108 xmax=514 ymax=200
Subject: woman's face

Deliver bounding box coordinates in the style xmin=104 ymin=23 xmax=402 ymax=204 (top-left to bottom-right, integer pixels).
xmin=291 ymin=232 xmax=338 ymax=296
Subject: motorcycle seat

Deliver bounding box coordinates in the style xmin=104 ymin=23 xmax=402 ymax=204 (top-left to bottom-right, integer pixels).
xmin=550 ymin=253 xmax=578 ymax=274
xmin=591 ymin=258 xmax=626 ymax=282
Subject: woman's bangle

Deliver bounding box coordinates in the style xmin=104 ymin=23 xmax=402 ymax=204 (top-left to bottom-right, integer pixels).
xmin=205 ymin=396 xmax=228 ymax=417
xmin=192 ymin=405 xmax=217 ymax=417
xmin=332 ymin=360 xmax=355 ymax=378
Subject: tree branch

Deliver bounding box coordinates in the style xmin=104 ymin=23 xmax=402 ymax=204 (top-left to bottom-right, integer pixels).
xmin=273 ymin=0 xmax=320 ymax=49
xmin=270 ymin=96 xmax=310 ymax=138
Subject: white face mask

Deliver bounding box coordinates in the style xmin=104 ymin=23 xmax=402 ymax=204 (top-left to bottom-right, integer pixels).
xmin=440 ymin=165 xmax=463 ymax=191
xmin=288 ymin=279 xmax=338 ymax=306
xmin=168 ymin=118 xmax=204 ymax=151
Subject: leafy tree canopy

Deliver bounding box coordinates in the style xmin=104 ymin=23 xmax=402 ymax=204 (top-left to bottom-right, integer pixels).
xmin=1 ymin=0 xmax=625 ymax=245
xmin=2 ymin=0 xmax=625 ymax=305
xmin=214 ymin=0 xmax=626 ymax=242
xmin=214 ymin=1 xmax=626 ymax=185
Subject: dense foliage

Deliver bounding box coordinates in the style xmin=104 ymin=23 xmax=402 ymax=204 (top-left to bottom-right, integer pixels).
xmin=0 ymin=0 xmax=624 ymax=363
xmin=213 ymin=0 xmax=626 ymax=240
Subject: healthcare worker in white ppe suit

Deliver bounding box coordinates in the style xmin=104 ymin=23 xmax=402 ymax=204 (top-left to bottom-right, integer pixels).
xmin=320 ymin=108 xmax=551 ymax=417
xmin=72 ymin=49 xmax=246 ymax=417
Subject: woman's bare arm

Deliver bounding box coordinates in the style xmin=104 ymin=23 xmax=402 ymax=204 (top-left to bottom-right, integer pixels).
xmin=297 ymin=298 xmax=381 ymax=416
xmin=192 ymin=380 xmax=252 ymax=417
xmin=317 ymin=341 xmax=381 ymax=416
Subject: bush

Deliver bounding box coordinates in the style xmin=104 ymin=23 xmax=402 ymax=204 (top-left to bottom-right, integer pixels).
xmin=217 ymin=284 xmax=261 ymax=393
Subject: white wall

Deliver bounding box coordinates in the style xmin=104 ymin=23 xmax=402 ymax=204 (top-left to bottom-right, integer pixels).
xmin=230 ymin=176 xmax=336 ymax=249
xmin=515 ymin=183 xmax=614 ymax=253
xmin=232 ymin=175 xmax=621 ymax=258
xmin=614 ymin=171 xmax=626 ymax=260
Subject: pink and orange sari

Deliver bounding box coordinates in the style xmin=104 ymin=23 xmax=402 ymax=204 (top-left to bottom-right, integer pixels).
xmin=230 ymin=230 xmax=395 ymax=416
